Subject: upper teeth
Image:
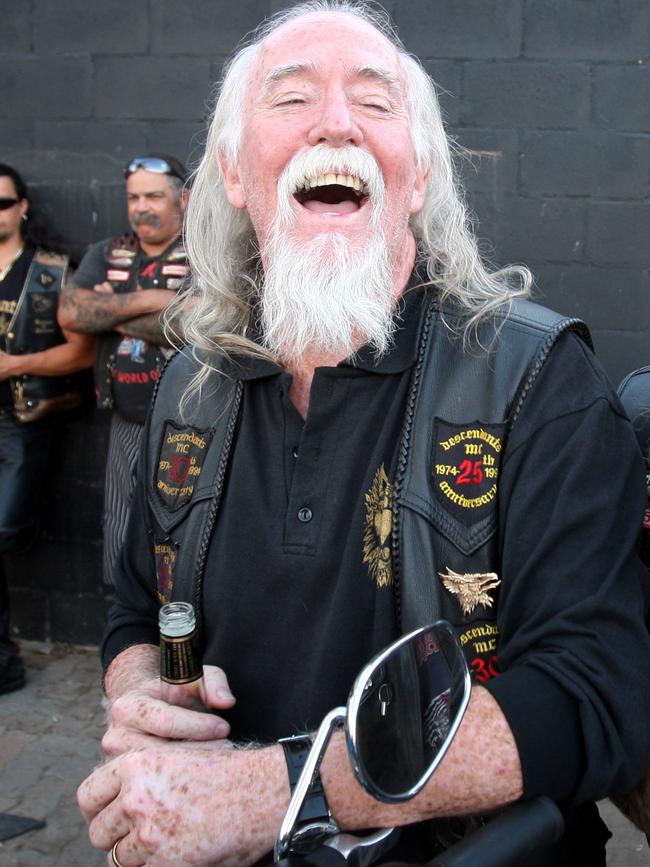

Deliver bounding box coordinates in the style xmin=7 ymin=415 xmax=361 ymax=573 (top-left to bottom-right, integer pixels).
xmin=297 ymin=174 xmax=366 ymax=195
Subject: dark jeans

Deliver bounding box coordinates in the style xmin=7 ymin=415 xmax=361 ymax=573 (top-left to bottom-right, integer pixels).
xmin=0 ymin=410 xmax=54 ymax=668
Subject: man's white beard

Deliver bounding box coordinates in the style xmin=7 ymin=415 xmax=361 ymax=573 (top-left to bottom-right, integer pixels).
xmin=260 ymin=230 xmax=396 ymax=363
xmin=259 ymin=146 xmax=398 ymax=364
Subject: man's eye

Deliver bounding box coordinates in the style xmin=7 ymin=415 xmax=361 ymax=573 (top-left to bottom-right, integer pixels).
xmin=361 ymin=100 xmax=390 ymax=112
xmin=276 ymin=96 xmax=306 ymax=106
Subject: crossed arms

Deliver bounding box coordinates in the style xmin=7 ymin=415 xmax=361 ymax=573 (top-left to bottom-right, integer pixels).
xmin=58 ymin=281 xmax=177 ymax=346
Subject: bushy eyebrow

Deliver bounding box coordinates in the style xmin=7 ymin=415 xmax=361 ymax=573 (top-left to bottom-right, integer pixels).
xmin=260 ymin=61 xmax=318 ymax=96
xmin=351 ymin=64 xmax=403 ymax=98
xmin=260 ymin=60 xmax=403 ymax=100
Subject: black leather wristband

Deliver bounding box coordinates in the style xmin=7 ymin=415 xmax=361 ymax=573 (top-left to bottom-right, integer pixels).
xmin=279 ymin=734 xmax=332 ymax=823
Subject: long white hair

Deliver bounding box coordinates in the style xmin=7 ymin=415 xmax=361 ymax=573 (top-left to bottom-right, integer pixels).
xmin=169 ymin=0 xmax=531 ymax=393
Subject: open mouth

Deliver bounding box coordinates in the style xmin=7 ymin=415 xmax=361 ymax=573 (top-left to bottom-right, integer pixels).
xmin=294 ymin=173 xmax=368 ymax=215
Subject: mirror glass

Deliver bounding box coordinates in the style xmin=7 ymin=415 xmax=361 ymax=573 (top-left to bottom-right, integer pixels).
xmin=346 ymin=621 xmax=470 ymax=802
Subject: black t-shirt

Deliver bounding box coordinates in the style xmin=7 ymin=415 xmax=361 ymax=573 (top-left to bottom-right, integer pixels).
xmin=103 ymin=291 xmax=650 ymax=859
xmin=0 ymin=246 xmax=34 ymax=407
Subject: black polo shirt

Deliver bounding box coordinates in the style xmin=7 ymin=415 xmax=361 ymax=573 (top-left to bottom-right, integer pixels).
xmin=201 ymin=288 xmax=425 ymax=741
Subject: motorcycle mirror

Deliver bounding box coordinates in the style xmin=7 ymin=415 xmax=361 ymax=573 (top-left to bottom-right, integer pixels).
xmin=346 ymin=620 xmax=471 ymax=802
xmin=275 ymin=621 xmax=471 ymax=861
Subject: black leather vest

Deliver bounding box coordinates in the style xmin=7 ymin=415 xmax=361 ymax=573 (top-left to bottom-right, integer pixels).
xmin=144 ymin=294 xmax=590 ymax=664
xmin=94 ymin=233 xmax=188 ymax=412
xmin=5 ymin=250 xmax=76 ymax=403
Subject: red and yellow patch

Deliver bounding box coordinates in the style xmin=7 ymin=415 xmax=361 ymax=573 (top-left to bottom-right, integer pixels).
xmin=458 ymin=621 xmax=501 ymax=683
xmin=432 ymin=420 xmax=504 ymax=524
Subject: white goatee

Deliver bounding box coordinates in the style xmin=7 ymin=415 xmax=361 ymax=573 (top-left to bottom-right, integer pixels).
xmin=259 ymin=145 xmax=398 ymax=363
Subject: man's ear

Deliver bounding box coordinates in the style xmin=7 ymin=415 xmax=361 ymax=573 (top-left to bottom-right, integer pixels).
xmin=180 ymin=187 xmax=190 ymax=211
xmin=220 ymin=153 xmax=246 ymax=210
xmin=410 ymin=168 xmax=430 ymax=216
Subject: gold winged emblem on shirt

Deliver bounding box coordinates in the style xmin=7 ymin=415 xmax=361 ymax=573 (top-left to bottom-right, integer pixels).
xmin=439 ymin=568 xmax=501 ymax=616
xmin=363 ymin=464 xmax=394 ymax=588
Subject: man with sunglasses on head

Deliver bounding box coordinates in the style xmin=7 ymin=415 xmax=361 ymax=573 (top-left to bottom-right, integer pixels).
xmin=0 ymin=164 xmax=94 ymax=694
xmin=59 ymin=154 xmax=189 ymax=586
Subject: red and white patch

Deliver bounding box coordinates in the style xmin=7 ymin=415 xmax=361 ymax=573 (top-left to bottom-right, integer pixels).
xmin=107 ymin=269 xmax=130 ymax=282
xmin=161 ymin=264 xmax=189 ymax=277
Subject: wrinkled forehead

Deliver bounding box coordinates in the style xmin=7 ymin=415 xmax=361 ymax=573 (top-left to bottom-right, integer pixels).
xmin=249 ymin=11 xmax=407 ymax=98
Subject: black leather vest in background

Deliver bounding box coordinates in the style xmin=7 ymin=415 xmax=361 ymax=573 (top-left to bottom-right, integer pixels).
xmin=5 ymin=250 xmax=76 ymax=403
xmin=144 ymin=294 xmax=590 ymax=652
xmin=94 ymin=233 xmax=187 ymax=413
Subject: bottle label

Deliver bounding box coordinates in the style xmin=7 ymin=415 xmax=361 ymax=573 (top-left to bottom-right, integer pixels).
xmin=160 ymin=628 xmax=202 ymax=684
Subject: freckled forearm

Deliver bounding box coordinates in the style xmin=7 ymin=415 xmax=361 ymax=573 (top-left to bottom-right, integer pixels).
xmin=322 ymin=686 xmax=523 ymax=830
xmin=104 ymin=644 xmax=159 ymax=701
xmin=229 ymin=745 xmax=290 ymax=862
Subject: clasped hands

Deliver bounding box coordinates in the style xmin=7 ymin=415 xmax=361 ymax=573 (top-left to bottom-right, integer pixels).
xmin=77 ymin=660 xmax=287 ymax=866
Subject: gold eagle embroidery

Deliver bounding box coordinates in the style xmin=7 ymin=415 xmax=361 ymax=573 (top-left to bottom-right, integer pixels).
xmin=439 ymin=568 xmax=501 ymax=616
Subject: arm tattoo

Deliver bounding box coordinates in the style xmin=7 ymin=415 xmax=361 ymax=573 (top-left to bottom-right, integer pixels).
xmin=117 ymin=313 xmax=171 ymax=346
xmin=60 ymin=286 xmax=147 ymax=334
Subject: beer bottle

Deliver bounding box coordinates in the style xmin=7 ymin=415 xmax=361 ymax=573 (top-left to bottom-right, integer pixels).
xmin=159 ymin=601 xmax=206 ymax=704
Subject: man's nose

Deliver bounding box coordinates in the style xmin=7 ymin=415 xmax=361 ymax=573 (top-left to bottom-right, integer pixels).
xmin=307 ymin=90 xmax=363 ymax=147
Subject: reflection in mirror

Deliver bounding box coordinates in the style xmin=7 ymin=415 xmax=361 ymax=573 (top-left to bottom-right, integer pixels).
xmin=346 ymin=621 xmax=471 ymax=802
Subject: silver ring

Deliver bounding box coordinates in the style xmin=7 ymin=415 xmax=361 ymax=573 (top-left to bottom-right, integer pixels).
xmin=111 ymin=839 xmax=127 ymax=867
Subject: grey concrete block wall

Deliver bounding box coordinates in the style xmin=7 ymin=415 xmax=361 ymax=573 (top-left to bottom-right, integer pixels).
xmin=2 ymin=0 xmax=649 ymax=644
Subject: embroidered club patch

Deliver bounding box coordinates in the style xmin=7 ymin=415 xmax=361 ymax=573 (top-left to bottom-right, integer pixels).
xmin=107 ymin=269 xmax=130 ymax=282
xmin=458 ymin=620 xmax=501 ymax=683
xmin=156 ymin=422 xmax=213 ymax=511
xmin=37 ymin=269 xmax=55 ymax=288
xmin=161 ymin=264 xmax=189 ymax=277
xmin=155 ymin=542 xmax=176 ymax=604
xmin=31 ymin=294 xmax=55 ymax=313
xmin=432 ymin=420 xmax=504 ymax=523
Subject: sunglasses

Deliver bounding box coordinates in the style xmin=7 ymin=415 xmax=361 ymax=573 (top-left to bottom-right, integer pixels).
xmin=124 ymin=157 xmax=185 ymax=182
xmin=0 ymin=197 xmax=20 ymax=211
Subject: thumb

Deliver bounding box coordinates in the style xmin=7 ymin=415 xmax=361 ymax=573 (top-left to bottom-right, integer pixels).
xmin=202 ymin=665 xmax=236 ymax=709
